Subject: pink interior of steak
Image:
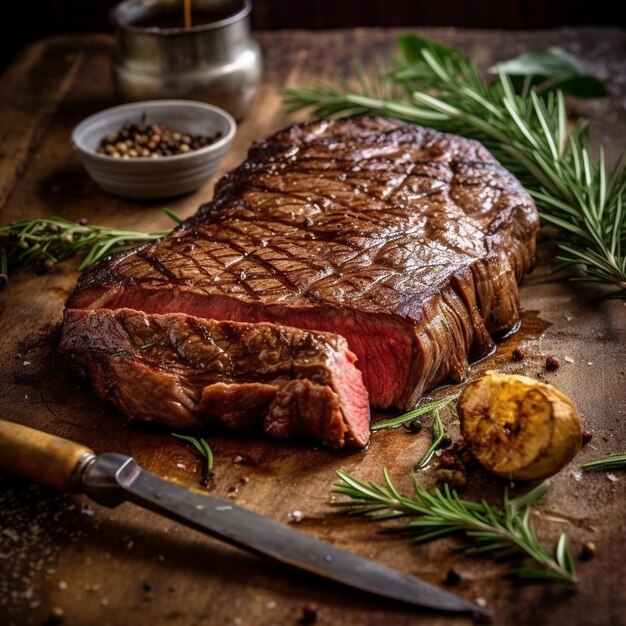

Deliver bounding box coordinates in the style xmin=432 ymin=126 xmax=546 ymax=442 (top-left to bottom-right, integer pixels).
xmin=68 ymin=288 xmax=416 ymax=409
xmin=330 ymin=348 xmax=371 ymax=445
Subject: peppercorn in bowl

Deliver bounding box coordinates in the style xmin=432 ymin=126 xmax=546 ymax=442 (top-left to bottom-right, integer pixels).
xmin=72 ymin=100 xmax=236 ymax=199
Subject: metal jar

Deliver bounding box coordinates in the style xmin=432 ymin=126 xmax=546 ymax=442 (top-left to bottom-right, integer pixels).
xmin=110 ymin=0 xmax=262 ymax=120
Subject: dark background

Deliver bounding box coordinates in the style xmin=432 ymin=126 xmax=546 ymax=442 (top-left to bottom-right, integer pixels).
xmin=2 ymin=0 xmax=624 ymax=70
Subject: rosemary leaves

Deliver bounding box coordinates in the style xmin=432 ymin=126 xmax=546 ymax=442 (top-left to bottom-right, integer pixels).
xmin=172 ymin=433 xmax=215 ymax=488
xmin=580 ymin=452 xmax=626 ymax=472
xmin=284 ymin=34 xmax=626 ymax=297
xmin=371 ymin=396 xmax=458 ymax=432
xmin=0 ymin=210 xmax=181 ymax=287
xmin=332 ymin=470 xmax=578 ymax=583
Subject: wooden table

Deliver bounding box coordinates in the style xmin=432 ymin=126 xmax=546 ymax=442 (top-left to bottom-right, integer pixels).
xmin=1 ymin=28 xmax=624 ymax=626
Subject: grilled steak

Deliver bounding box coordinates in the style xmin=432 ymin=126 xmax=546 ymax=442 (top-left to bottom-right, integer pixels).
xmin=61 ymin=309 xmax=370 ymax=448
xmin=64 ymin=117 xmax=539 ymax=440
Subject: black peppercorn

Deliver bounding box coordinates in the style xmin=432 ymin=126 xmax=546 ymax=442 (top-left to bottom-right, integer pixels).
xmin=545 ymin=355 xmax=560 ymax=371
xmin=579 ymin=541 xmax=596 ymax=560
xmin=445 ymin=568 xmax=461 ymax=585
xmin=98 ymin=120 xmax=220 ymax=159
xmin=511 ymin=347 xmax=525 ymax=361
xmin=404 ymin=418 xmax=423 ymax=433
xmin=300 ymin=602 xmax=321 ymax=624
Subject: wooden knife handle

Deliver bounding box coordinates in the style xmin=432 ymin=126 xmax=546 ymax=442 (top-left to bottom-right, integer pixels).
xmin=0 ymin=419 xmax=96 ymax=492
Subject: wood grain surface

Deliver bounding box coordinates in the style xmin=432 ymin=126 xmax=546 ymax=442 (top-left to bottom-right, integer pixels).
xmin=0 ymin=28 xmax=625 ymax=626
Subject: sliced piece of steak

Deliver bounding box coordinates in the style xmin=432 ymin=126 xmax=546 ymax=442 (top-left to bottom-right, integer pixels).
xmin=65 ymin=117 xmax=539 ymax=410
xmin=60 ymin=308 xmax=370 ymax=448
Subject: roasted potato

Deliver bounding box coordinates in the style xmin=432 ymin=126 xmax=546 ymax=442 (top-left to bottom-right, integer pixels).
xmin=458 ymin=372 xmax=582 ymax=480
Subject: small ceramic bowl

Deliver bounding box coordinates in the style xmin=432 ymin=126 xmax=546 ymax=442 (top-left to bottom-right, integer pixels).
xmin=72 ymin=99 xmax=236 ymax=199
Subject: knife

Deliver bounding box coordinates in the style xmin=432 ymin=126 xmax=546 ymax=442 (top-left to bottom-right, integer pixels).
xmin=0 ymin=419 xmax=489 ymax=618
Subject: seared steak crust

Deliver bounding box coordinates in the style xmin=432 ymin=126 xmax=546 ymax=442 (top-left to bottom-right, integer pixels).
xmin=61 ymin=309 xmax=370 ymax=448
xmin=65 ymin=117 xmax=539 ymax=412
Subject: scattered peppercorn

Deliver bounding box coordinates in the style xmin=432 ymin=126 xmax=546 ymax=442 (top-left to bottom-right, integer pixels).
xmin=579 ymin=541 xmax=596 ymax=560
xmin=300 ymin=602 xmax=321 ymax=624
xmin=403 ymin=418 xmax=423 ymax=433
xmin=141 ymin=581 xmax=152 ymax=593
xmin=511 ymin=347 xmax=525 ymax=361
xmin=545 ymin=355 xmax=560 ymax=371
xmin=582 ymin=431 xmax=593 ymax=446
xmin=445 ymin=568 xmax=462 ymax=586
xmin=97 ymin=120 xmax=222 ymax=158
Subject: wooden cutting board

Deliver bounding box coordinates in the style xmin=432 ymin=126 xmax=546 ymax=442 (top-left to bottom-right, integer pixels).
xmin=0 ymin=28 xmax=625 ymax=626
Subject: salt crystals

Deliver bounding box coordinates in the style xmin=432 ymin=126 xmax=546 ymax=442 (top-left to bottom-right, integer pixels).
xmin=571 ymin=468 xmax=583 ymax=482
xmin=608 ymin=473 xmax=619 ymax=482
xmin=290 ymin=510 xmax=304 ymax=522
xmin=564 ymin=356 xmax=575 ymax=364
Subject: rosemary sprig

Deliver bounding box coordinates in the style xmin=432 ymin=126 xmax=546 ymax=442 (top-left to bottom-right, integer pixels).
xmin=371 ymin=395 xmax=458 ymax=431
xmin=283 ymin=34 xmax=626 ymax=297
xmin=581 ymin=452 xmax=626 ymax=472
xmin=414 ymin=405 xmax=446 ymax=469
xmin=0 ymin=211 xmax=179 ymax=285
xmin=371 ymin=395 xmax=459 ymax=469
xmin=333 ymin=470 xmax=577 ymax=583
xmin=172 ymin=433 xmax=214 ymax=472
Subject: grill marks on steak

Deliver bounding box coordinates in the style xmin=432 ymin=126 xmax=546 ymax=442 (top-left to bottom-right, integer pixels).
xmin=60 ymin=309 xmax=370 ymax=448
xmin=66 ymin=117 xmax=539 ymax=412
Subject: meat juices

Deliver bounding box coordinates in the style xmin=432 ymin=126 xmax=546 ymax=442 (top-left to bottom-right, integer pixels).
xmin=62 ymin=117 xmax=539 ymax=448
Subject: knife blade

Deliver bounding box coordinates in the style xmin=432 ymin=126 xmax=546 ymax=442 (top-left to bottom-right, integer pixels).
xmin=0 ymin=420 xmax=489 ymax=618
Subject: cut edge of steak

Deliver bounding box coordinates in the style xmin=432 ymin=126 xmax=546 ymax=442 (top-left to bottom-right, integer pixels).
xmin=64 ymin=116 xmax=539 ymax=413
xmin=59 ymin=308 xmax=371 ymax=449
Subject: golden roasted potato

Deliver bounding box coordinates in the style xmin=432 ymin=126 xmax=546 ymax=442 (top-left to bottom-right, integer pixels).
xmin=458 ymin=372 xmax=582 ymax=480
